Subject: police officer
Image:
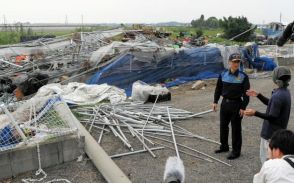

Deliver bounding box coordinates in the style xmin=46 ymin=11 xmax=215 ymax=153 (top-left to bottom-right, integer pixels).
xmin=212 ymin=53 xmax=250 ymax=160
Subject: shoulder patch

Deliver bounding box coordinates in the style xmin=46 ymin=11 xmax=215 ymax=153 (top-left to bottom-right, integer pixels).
xmin=221 ymin=69 xmax=228 ymax=77
xmin=222 ymin=71 xmax=245 ymax=84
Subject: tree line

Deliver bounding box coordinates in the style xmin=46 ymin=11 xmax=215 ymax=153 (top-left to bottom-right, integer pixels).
xmin=191 ymin=15 xmax=254 ymax=42
xmin=0 ymin=25 xmax=35 ymax=45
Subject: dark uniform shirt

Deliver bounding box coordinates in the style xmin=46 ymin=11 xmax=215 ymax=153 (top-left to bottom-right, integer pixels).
xmin=214 ymin=69 xmax=250 ymax=110
xmin=255 ymin=88 xmax=291 ymax=140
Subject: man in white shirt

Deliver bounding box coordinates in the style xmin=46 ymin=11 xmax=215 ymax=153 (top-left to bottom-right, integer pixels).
xmin=253 ymin=129 xmax=294 ymax=183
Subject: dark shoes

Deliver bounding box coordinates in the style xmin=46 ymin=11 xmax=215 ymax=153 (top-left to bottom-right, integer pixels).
xmin=215 ymin=147 xmax=240 ymax=160
xmin=227 ymin=152 xmax=240 ymax=160
xmin=214 ymin=148 xmax=229 ymax=154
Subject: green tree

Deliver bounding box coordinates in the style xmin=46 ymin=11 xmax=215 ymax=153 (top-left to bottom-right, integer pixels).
xmin=220 ymin=16 xmax=254 ymax=41
xmin=191 ymin=15 xmax=220 ymax=29
xmin=191 ymin=14 xmax=205 ymax=28
xmin=206 ymin=17 xmax=219 ymax=29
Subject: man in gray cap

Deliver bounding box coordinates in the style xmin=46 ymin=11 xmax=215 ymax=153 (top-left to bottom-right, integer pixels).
xmin=244 ymin=66 xmax=292 ymax=164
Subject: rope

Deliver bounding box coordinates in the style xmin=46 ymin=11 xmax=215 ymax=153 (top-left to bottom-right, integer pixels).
xmin=22 ymin=99 xmax=72 ymax=183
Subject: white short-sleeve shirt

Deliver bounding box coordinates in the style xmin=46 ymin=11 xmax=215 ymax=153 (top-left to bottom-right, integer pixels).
xmin=253 ymin=155 xmax=294 ymax=183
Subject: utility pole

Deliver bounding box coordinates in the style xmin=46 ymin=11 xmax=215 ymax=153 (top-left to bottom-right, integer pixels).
xmin=65 ymin=15 xmax=68 ymax=25
xmin=3 ymin=15 xmax=7 ymax=31
xmin=81 ymin=14 xmax=84 ymax=31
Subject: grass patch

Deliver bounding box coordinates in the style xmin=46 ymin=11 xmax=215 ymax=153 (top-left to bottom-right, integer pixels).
xmin=160 ymin=26 xmax=243 ymax=45
xmin=0 ymin=26 xmax=114 ymax=45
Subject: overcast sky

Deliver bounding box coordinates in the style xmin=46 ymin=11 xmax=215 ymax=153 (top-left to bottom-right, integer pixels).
xmin=1 ymin=0 xmax=293 ymax=24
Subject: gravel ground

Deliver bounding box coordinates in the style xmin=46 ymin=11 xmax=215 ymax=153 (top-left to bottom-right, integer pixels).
xmin=4 ymin=75 xmax=294 ymax=183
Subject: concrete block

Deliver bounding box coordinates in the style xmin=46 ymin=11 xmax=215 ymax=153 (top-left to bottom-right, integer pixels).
xmin=62 ymin=137 xmax=84 ymax=162
xmin=10 ymin=148 xmax=38 ymax=177
xmin=0 ymin=135 xmax=84 ymax=181
xmin=39 ymin=141 xmax=62 ymax=168
xmin=0 ymin=151 xmax=12 ymax=179
xmin=277 ymin=57 xmax=294 ymax=66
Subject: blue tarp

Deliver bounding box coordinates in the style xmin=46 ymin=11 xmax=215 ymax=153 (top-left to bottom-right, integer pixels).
xmin=0 ymin=125 xmax=20 ymax=148
xmin=242 ymin=44 xmax=277 ymax=71
xmin=87 ymin=47 xmax=224 ymax=96
xmin=255 ymin=57 xmax=277 ymax=71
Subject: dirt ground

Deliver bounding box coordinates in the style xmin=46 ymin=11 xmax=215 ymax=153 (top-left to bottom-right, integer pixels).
xmin=5 ymin=75 xmax=294 ymax=183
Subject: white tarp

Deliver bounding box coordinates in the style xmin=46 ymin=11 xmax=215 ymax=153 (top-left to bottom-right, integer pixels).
xmin=35 ymin=82 xmax=127 ymax=105
xmin=90 ymin=41 xmax=162 ymax=66
xmin=207 ymin=44 xmax=240 ymax=69
xmin=131 ymin=81 xmax=169 ymax=102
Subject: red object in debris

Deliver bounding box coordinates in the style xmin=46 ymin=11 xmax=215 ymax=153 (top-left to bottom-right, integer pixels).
xmin=15 ymin=55 xmax=27 ymax=65
xmin=14 ymin=87 xmax=24 ymax=101
xmin=15 ymin=55 xmax=27 ymax=61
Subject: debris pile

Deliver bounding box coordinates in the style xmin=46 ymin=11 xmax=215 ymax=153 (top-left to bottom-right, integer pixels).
xmin=0 ymin=29 xmax=123 ymax=103
xmin=73 ymin=102 xmax=231 ymax=166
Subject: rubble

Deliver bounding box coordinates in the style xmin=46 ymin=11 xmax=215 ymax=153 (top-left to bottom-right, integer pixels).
xmin=0 ymin=29 xmax=123 ymax=104
xmin=191 ymin=80 xmax=206 ymax=90
xmin=0 ymin=26 xmax=291 ymax=182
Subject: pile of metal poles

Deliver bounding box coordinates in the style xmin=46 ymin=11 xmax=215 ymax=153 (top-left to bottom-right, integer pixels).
xmin=73 ymin=102 xmax=231 ymax=167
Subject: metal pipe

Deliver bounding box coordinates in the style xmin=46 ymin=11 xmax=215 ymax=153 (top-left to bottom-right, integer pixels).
xmin=85 ymin=124 xmax=109 ymax=132
xmin=141 ymin=94 xmax=159 ymax=147
xmin=104 ymin=117 xmax=133 ymax=151
xmin=113 ymin=119 xmax=129 ymax=143
xmin=127 ymin=126 xmax=136 ymax=137
xmin=110 ymin=147 xmax=165 ymax=159
xmin=133 ymin=131 xmax=156 ymax=158
xmin=88 ymin=106 xmax=100 ymax=132
xmin=136 ymin=129 xmax=171 ymax=133
xmin=174 ymin=124 xmax=221 ymax=146
xmin=0 ymin=59 xmax=23 ymax=68
xmin=110 ymin=112 xmax=145 ymax=124
xmin=142 ymin=131 xmax=194 ymax=138
xmin=144 ymin=134 xmax=231 ymax=167
xmin=167 ymin=109 xmax=213 ymax=120
xmin=230 ymin=25 xmax=257 ymax=41
xmin=176 ymin=141 xmax=232 ymax=167
xmin=120 ymin=120 xmax=156 ymax=151
xmin=98 ymin=125 xmax=105 ymax=144
xmin=167 ymin=107 xmax=180 ymax=159
xmin=81 ymin=120 xmax=163 ymax=129
xmin=144 ymin=137 xmax=212 ymax=163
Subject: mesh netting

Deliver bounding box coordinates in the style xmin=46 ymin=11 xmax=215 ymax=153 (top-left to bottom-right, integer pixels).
xmin=259 ymin=44 xmax=294 ymax=58
xmin=0 ymin=96 xmax=78 ymax=152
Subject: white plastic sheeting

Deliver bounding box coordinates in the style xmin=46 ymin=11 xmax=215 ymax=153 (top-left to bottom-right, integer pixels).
xmin=131 ymin=81 xmax=169 ymax=102
xmin=207 ymin=44 xmax=240 ymax=69
xmin=89 ymin=41 xmax=162 ymax=66
xmin=35 ymin=82 xmax=127 ymax=105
